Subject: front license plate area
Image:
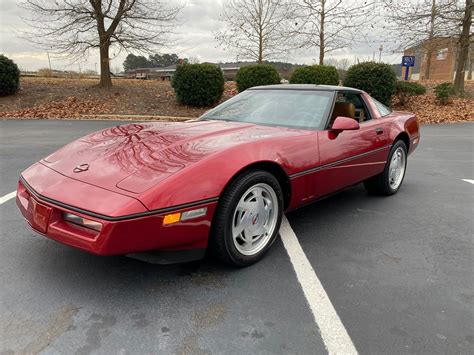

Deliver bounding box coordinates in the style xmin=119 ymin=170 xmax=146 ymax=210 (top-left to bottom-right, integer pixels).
xmin=27 ymin=198 xmax=52 ymax=233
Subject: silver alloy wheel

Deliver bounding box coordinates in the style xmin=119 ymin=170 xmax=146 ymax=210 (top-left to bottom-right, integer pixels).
xmin=231 ymin=183 xmax=278 ymax=256
xmin=388 ymin=146 xmax=406 ymax=190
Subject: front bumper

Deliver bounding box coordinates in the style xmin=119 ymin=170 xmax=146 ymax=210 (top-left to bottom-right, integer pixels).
xmin=16 ymin=178 xmax=217 ymax=256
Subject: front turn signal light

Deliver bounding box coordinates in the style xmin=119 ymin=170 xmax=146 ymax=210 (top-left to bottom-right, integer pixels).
xmin=162 ymin=208 xmax=207 ymax=225
xmin=163 ymin=212 xmax=181 ymax=225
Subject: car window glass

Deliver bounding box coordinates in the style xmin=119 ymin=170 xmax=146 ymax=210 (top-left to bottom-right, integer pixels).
xmin=329 ymin=92 xmax=371 ymax=128
xmin=371 ymin=97 xmax=392 ymax=117
xmin=201 ymin=90 xmax=333 ymax=130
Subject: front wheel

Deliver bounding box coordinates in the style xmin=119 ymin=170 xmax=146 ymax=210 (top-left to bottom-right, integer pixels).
xmin=209 ymin=170 xmax=283 ymax=267
xmin=364 ymin=140 xmax=408 ymax=195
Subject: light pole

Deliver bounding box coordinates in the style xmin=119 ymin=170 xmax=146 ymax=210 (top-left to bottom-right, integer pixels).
xmin=378 ymin=44 xmax=383 ymax=63
xmin=47 ymin=52 xmax=52 ymax=71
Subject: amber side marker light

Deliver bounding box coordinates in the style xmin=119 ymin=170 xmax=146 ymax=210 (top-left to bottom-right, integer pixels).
xmin=63 ymin=212 xmax=102 ymax=231
xmin=163 ymin=208 xmax=207 ymax=225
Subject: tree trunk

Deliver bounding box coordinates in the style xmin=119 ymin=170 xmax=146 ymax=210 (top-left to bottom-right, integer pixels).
xmin=468 ymin=53 xmax=473 ymax=80
xmin=258 ymin=26 xmax=263 ymax=64
xmin=99 ymin=41 xmax=112 ymax=87
xmin=423 ymin=0 xmax=437 ymax=80
xmin=424 ymin=48 xmax=433 ymax=79
xmin=319 ymin=0 xmax=325 ymax=65
xmin=319 ymin=20 xmax=324 ymax=64
xmin=453 ymin=0 xmax=472 ymax=95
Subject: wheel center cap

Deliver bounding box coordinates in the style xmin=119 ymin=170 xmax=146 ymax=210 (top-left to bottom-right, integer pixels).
xmin=251 ymin=214 xmax=259 ymax=225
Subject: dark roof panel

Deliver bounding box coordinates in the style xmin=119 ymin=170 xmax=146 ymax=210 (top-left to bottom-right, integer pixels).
xmin=249 ymin=84 xmax=363 ymax=93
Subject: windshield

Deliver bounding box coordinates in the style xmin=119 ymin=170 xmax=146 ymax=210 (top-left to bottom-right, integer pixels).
xmin=201 ymin=89 xmax=334 ymax=130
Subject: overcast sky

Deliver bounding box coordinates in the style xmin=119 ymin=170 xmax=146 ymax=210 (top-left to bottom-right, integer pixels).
xmin=0 ymin=0 xmax=404 ymax=72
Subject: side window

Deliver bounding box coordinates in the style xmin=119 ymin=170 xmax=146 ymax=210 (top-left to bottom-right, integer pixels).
xmin=329 ymin=92 xmax=372 ymax=128
xmin=371 ymin=97 xmax=392 ymax=117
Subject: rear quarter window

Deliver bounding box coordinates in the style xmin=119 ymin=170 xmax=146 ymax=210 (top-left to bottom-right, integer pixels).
xmin=371 ymin=97 xmax=392 ymax=117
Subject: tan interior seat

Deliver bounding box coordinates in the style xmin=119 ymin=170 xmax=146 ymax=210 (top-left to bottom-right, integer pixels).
xmin=329 ymin=102 xmax=356 ymax=127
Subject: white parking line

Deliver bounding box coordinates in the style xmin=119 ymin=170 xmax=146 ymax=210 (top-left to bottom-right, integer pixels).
xmin=280 ymin=216 xmax=358 ymax=355
xmin=0 ymin=191 xmax=16 ymax=205
xmin=461 ymin=179 xmax=474 ymax=185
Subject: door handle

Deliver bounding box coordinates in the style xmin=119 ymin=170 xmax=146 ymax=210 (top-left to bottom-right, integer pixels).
xmin=375 ymin=127 xmax=383 ymax=135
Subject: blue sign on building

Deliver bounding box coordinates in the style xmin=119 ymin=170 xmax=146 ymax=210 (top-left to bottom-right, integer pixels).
xmin=402 ymin=56 xmax=415 ymax=67
xmin=402 ymin=56 xmax=416 ymax=80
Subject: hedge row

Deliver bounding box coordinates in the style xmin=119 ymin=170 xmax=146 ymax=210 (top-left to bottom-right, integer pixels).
xmin=170 ymin=61 xmax=432 ymax=109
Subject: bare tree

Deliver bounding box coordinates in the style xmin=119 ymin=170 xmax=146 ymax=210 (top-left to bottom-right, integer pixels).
xmin=21 ymin=0 xmax=183 ymax=87
xmin=453 ymin=0 xmax=472 ymax=94
xmin=293 ymin=0 xmax=376 ymax=65
xmin=324 ymin=57 xmax=351 ymax=70
xmin=215 ymin=0 xmax=296 ymax=64
xmin=384 ymin=0 xmax=463 ymax=80
xmin=188 ymin=56 xmax=201 ymax=64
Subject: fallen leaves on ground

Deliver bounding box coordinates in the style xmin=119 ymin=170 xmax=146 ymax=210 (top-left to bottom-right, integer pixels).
xmin=392 ymin=94 xmax=473 ymax=124
xmin=0 ymin=77 xmax=472 ymax=123
xmin=0 ymin=96 xmax=112 ymax=119
xmin=224 ymin=81 xmax=238 ymax=96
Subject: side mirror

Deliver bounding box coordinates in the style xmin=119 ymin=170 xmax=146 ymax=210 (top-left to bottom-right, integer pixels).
xmin=331 ymin=116 xmax=360 ymax=132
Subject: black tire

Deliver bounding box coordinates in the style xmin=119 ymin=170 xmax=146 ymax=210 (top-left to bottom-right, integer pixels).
xmin=364 ymin=140 xmax=408 ymax=196
xmin=209 ymin=170 xmax=284 ymax=267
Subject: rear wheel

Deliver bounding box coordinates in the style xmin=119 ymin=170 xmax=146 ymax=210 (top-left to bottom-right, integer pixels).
xmin=364 ymin=140 xmax=407 ymax=195
xmin=209 ymin=170 xmax=283 ymax=267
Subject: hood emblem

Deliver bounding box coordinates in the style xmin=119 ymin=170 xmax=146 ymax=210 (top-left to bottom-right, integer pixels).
xmin=73 ymin=164 xmax=89 ymax=173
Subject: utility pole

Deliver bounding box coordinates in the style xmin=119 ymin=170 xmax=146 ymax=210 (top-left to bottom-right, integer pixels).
xmin=47 ymin=52 xmax=52 ymax=71
xmin=378 ymin=44 xmax=383 ymax=63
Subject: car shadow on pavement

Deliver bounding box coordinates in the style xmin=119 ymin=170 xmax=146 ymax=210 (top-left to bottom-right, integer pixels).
xmin=15 ymin=182 xmax=395 ymax=308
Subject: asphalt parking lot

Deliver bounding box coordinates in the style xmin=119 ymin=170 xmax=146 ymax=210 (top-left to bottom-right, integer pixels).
xmin=0 ymin=120 xmax=473 ymax=354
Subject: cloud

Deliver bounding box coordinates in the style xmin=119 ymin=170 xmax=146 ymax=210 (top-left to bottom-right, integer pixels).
xmin=0 ymin=0 xmax=402 ymax=71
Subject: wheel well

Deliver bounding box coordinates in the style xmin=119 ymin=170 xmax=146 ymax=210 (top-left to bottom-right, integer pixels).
xmin=224 ymin=161 xmax=291 ymax=209
xmin=395 ymin=132 xmax=410 ymax=151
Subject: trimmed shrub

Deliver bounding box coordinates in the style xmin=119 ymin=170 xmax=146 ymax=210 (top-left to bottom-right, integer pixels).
xmin=172 ymin=63 xmax=224 ymax=106
xmin=235 ymin=64 xmax=280 ymax=92
xmin=343 ymin=62 xmax=397 ymax=106
xmin=0 ymin=55 xmax=20 ymax=96
xmin=434 ymin=82 xmax=454 ymax=105
xmin=290 ymin=65 xmax=339 ymax=85
xmin=394 ymin=81 xmax=426 ymax=106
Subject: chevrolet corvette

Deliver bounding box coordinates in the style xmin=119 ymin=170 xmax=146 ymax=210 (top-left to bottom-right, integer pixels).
xmin=17 ymin=84 xmax=420 ymax=266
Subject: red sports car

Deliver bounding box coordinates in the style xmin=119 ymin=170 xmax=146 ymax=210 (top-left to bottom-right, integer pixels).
xmin=17 ymin=85 xmax=419 ymax=266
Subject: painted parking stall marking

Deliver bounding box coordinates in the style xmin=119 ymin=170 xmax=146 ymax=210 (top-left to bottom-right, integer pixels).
xmin=461 ymin=179 xmax=474 ymax=185
xmin=0 ymin=191 xmax=16 ymax=205
xmin=280 ymin=216 xmax=358 ymax=355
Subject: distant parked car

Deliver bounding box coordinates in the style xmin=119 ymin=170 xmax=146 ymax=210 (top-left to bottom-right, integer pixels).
xmin=17 ymin=84 xmax=419 ymax=266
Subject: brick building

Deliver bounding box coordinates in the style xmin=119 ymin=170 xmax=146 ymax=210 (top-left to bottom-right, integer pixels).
xmin=404 ymin=37 xmax=473 ymax=81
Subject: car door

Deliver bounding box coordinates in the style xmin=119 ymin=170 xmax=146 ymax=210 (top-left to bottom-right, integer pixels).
xmin=315 ymin=91 xmax=389 ymax=198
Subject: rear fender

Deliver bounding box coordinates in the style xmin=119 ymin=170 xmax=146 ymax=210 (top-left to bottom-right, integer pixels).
xmin=386 ymin=112 xmax=420 ymax=155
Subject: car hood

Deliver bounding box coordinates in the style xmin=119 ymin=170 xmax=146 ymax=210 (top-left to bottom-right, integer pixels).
xmin=42 ymin=120 xmax=299 ymax=194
